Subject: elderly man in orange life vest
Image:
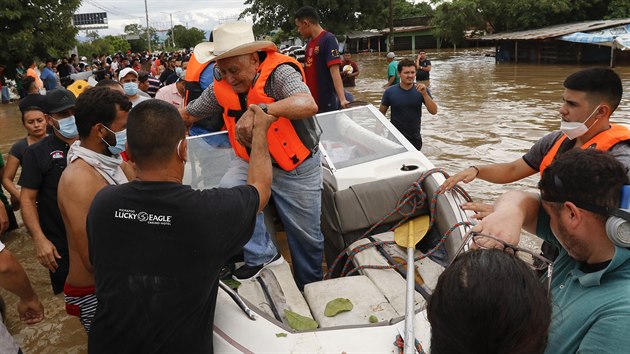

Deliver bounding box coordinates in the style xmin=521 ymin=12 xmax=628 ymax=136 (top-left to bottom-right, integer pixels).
xmin=180 ymin=22 xmax=322 ymax=289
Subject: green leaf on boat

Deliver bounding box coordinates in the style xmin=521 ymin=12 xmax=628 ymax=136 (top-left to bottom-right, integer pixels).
xmin=222 ymin=279 xmax=241 ymax=289
xmin=324 ymin=298 xmax=354 ymax=317
xmin=284 ymin=309 xmax=319 ymax=330
xmin=369 ymin=315 xmax=378 ymax=323
xmin=275 ymin=333 xmax=288 ymax=337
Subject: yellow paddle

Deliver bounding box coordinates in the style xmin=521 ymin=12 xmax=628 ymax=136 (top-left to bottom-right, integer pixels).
xmin=393 ymin=215 xmax=430 ymax=354
xmin=394 ymin=215 xmax=430 ymax=248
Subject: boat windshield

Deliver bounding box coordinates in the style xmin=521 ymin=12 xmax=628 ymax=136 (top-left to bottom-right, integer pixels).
xmin=183 ymin=106 xmax=410 ymax=189
xmin=183 ymin=132 xmax=234 ymax=190
xmin=318 ymin=105 xmax=408 ymax=170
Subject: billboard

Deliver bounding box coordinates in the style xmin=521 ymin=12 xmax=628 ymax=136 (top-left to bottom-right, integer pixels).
xmin=73 ymin=12 xmax=108 ymax=27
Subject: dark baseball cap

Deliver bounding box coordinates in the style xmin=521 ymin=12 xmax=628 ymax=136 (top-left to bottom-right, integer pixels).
xmin=18 ymin=94 xmax=46 ymax=113
xmin=137 ymin=70 xmax=150 ymax=83
xmin=45 ymin=88 xmax=76 ymax=114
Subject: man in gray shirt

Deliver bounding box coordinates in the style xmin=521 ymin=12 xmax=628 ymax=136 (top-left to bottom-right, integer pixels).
xmin=440 ymin=68 xmax=630 ymax=215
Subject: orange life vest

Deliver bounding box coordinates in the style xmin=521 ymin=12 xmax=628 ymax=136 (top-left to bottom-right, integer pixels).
xmin=539 ymin=124 xmax=630 ymax=174
xmin=214 ymin=51 xmax=312 ymax=171
xmin=184 ymin=53 xmax=208 ymax=106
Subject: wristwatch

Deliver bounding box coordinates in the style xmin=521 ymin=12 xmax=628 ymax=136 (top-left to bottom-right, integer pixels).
xmin=258 ymin=103 xmax=268 ymax=114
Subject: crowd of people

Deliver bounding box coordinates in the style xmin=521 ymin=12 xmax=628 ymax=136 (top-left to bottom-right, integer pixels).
xmin=0 ymin=4 xmax=629 ymax=354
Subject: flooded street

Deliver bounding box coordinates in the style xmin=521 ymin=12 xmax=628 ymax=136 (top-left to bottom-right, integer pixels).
xmin=1 ymin=47 xmax=630 ymax=352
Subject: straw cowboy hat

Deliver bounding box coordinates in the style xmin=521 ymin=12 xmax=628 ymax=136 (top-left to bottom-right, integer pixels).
xmin=193 ymin=22 xmax=277 ymax=64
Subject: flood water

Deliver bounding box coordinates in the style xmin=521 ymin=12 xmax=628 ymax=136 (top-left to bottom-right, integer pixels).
xmin=1 ymin=47 xmax=630 ymax=352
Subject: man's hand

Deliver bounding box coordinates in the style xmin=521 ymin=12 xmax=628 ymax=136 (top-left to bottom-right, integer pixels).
xmin=470 ymin=209 xmax=522 ymax=247
xmin=467 ymin=191 xmax=540 ymax=246
xmin=439 ymin=167 xmax=479 ymax=193
xmin=416 ymin=82 xmax=428 ymax=95
xmin=235 ymin=108 xmax=255 ymax=147
xmin=339 ymin=98 xmax=349 ymax=109
xmin=10 ymin=195 xmax=20 ymax=211
xmin=250 ymin=104 xmax=278 ymax=131
xmin=461 ymin=202 xmax=494 ymax=220
xmin=178 ymin=107 xmax=195 ymax=129
xmin=17 ymin=296 xmax=44 ymax=325
xmin=33 ymin=235 xmax=61 ymax=272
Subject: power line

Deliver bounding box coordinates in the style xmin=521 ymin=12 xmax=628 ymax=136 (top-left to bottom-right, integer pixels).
xmin=83 ymin=0 xmax=130 ymax=17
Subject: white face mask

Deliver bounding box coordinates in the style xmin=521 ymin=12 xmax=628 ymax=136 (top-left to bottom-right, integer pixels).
xmin=560 ymin=105 xmax=601 ymax=140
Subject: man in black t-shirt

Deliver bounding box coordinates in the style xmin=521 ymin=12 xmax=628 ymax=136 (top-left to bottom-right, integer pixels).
xmin=87 ymin=100 xmax=273 ymax=353
xmin=415 ymin=50 xmax=432 ymax=87
xmin=19 ymin=88 xmax=78 ymax=294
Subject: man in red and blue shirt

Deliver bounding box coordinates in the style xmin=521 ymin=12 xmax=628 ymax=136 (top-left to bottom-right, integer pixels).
xmin=295 ymin=6 xmax=348 ymax=113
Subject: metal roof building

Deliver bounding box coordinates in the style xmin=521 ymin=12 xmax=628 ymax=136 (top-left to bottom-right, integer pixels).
xmin=478 ymin=19 xmax=630 ymax=66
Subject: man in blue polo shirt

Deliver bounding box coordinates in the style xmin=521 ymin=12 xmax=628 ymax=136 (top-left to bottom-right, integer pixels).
xmin=40 ymin=59 xmax=58 ymax=91
xmin=380 ymin=58 xmax=438 ymax=151
xmin=474 ymin=148 xmax=630 ymax=353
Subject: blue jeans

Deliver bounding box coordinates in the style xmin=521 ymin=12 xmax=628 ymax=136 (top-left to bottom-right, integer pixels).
xmin=1 ymin=87 xmax=9 ymax=103
xmin=219 ymin=153 xmax=324 ymax=288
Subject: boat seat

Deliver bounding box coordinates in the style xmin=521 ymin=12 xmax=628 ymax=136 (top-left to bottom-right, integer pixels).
xmin=322 ymin=171 xmax=428 ymax=266
xmin=349 ymin=231 xmax=445 ymax=315
xmin=237 ymin=261 xmax=314 ymax=325
xmin=303 ymin=275 xmax=398 ymax=328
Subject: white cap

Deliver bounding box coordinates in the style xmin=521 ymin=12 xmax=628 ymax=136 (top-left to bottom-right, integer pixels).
xmin=386 ymin=52 xmax=395 ymax=59
xmin=119 ymin=67 xmax=138 ymax=80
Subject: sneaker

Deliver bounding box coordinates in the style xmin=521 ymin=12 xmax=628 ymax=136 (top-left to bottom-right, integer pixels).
xmin=232 ymin=253 xmax=284 ymax=281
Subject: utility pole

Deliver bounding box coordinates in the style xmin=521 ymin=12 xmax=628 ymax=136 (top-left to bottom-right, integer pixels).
xmin=388 ymin=0 xmax=394 ymax=51
xmin=144 ymin=0 xmax=151 ymax=52
xmin=161 ymin=11 xmax=182 ymax=49
xmin=169 ymin=13 xmax=176 ymax=47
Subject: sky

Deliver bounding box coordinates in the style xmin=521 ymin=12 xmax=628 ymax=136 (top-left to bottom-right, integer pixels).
xmin=76 ymin=0 xmax=248 ymax=37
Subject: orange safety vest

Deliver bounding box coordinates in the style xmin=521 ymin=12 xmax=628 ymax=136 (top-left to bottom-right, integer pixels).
xmin=214 ymin=51 xmax=312 ymax=171
xmin=183 ymin=53 xmax=208 ymax=106
xmin=539 ymin=124 xmax=630 ymax=174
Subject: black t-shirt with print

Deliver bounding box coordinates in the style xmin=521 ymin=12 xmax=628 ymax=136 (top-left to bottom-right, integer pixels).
xmin=18 ymin=134 xmax=70 ymax=252
xmin=87 ymin=180 xmax=259 ymax=354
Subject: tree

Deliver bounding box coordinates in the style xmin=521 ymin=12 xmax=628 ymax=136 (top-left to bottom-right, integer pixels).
xmin=0 ymin=0 xmax=80 ymax=76
xmin=394 ymin=0 xmax=434 ymax=18
xmin=124 ymin=23 xmax=159 ymax=52
xmin=103 ymin=35 xmax=131 ymax=54
xmin=166 ymin=25 xmax=206 ymax=49
xmin=431 ymin=0 xmax=484 ymax=48
xmin=86 ymin=31 xmax=100 ymax=41
xmin=239 ymin=0 xmax=419 ymax=41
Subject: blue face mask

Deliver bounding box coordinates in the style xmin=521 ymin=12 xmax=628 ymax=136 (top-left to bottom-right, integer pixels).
xmin=123 ymin=82 xmax=138 ymax=96
xmin=101 ymin=125 xmax=127 ymax=155
xmin=53 ymin=115 xmax=78 ymax=139
xmin=175 ymin=67 xmax=183 ymax=78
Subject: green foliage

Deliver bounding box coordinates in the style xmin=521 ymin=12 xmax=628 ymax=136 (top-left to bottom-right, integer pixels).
xmin=607 ymin=0 xmax=630 ymax=18
xmin=284 ymin=309 xmax=319 ymax=330
xmin=104 ymin=36 xmax=131 ymax=54
xmin=77 ymin=36 xmax=131 ymax=59
xmin=124 ymin=23 xmax=160 ymax=52
xmin=394 ymin=0 xmax=434 ymax=18
xmin=166 ymin=25 xmax=207 ymax=49
xmin=222 ymin=279 xmax=241 ymax=290
xmin=431 ymin=0 xmax=483 ymax=47
xmin=239 ymin=0 xmax=423 ymax=42
xmin=324 ymin=298 xmax=353 ymax=317
xmin=0 ymin=0 xmax=80 ymax=76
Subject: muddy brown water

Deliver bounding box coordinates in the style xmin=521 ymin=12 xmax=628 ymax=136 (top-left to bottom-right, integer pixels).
xmin=1 ymin=47 xmax=630 ymax=352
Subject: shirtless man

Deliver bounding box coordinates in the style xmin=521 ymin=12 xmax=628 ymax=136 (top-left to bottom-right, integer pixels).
xmin=57 ymin=87 xmax=133 ymax=332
